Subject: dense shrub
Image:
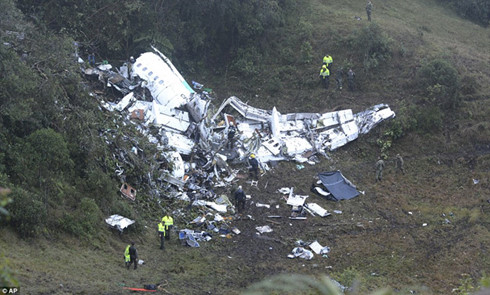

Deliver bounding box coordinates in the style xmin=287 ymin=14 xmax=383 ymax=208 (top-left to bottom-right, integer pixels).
xmin=417 ymin=58 xmax=460 ymax=109
xmin=349 ymin=23 xmax=393 ymax=71
xmin=61 ymin=198 xmax=102 ymax=238
xmin=7 ymin=188 xmax=47 ymax=237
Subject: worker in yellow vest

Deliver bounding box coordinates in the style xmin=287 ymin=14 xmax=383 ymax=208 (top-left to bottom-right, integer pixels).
xmin=323 ymin=55 xmax=333 ymax=69
xmin=158 ymin=221 xmax=165 ymax=250
xmin=124 ymin=244 xmax=130 ymax=267
xmin=319 ymin=65 xmax=330 ymax=89
xmin=161 ymin=214 xmax=174 ymax=241
xmin=124 ymin=242 xmax=138 ymax=270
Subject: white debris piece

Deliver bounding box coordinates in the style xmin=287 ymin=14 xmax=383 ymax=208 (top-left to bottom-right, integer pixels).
xmin=287 ymin=195 xmax=308 ymax=207
xmin=256 ymin=203 xmax=271 ymax=208
xmin=105 ymin=214 xmax=135 ymax=232
xmin=205 ymin=202 xmax=228 ymax=213
xmin=256 ymin=225 xmax=273 ymax=234
xmin=304 ymin=203 xmax=331 ymax=217
xmin=309 ymin=241 xmax=331 ymax=255
xmin=289 ymin=247 xmax=314 ymax=260
xmin=278 ymin=187 xmax=292 ymax=194
xmin=311 ymin=186 xmax=330 ymax=197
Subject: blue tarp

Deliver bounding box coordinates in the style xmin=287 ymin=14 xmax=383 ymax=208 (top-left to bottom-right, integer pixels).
xmin=317 ymin=171 xmax=359 ymax=201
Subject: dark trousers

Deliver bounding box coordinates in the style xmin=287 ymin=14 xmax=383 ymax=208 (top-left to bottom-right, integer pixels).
xmin=249 ymin=167 xmax=258 ymax=180
xmin=159 ymin=232 xmax=165 ymax=249
xmin=236 ymin=199 xmax=245 ymax=213
xmin=164 ymin=226 xmax=172 ymax=240
xmin=321 ymin=77 xmax=329 ymax=89
xmin=127 ymin=257 xmax=137 ymax=269
xmin=336 ymin=78 xmax=342 ymax=90
xmin=348 ymin=79 xmax=354 ymax=91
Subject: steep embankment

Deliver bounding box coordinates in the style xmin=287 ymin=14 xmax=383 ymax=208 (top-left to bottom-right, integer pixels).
xmin=2 ymin=0 xmax=489 ymax=294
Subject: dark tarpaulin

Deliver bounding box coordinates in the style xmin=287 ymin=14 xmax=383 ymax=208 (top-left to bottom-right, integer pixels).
xmin=317 ymin=171 xmax=359 ymax=201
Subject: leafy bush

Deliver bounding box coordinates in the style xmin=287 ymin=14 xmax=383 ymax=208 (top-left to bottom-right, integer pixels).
xmin=61 ymin=198 xmax=102 ymax=238
xmin=349 ymin=23 xmax=393 ymax=71
xmin=417 ymin=58 xmax=460 ymax=109
xmin=7 ymin=187 xmax=47 ymax=237
xmin=231 ymin=47 xmax=262 ymax=78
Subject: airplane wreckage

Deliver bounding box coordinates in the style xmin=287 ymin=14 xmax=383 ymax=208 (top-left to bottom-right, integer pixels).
xmin=85 ymin=46 xmax=395 ymax=206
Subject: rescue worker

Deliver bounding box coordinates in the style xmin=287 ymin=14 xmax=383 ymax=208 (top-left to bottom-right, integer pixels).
xmin=158 ymin=221 xmax=165 ymax=250
xmin=366 ymin=1 xmax=373 ymax=22
xmin=347 ymin=68 xmax=355 ymax=91
xmin=335 ymin=68 xmax=343 ymax=91
xmin=128 ymin=56 xmax=135 ymax=80
xmin=319 ymin=65 xmax=330 ymax=89
xmin=88 ymin=52 xmax=96 ymax=67
xmin=248 ymin=154 xmax=259 ymax=180
xmin=124 ymin=244 xmax=131 ymax=268
xmin=375 ymin=157 xmax=385 ymax=182
xmin=395 ymin=154 xmax=405 ymax=175
xmin=126 ymin=242 xmax=138 ymax=270
xmin=323 ymin=55 xmax=333 ymax=69
xmin=227 ymin=123 xmax=237 ymax=149
xmin=234 ymin=185 xmax=246 ymax=213
xmin=161 ymin=214 xmax=174 ymax=241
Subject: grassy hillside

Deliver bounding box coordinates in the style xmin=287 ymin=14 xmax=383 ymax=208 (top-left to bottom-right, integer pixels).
xmin=1 ymin=0 xmax=489 ymax=294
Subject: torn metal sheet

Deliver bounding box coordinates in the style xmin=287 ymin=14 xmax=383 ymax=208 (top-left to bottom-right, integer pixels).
xmin=105 ymin=214 xmax=135 ymax=232
xmin=355 ymin=104 xmax=395 ymax=134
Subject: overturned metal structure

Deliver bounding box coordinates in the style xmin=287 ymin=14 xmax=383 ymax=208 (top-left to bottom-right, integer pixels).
xmin=85 ymin=47 xmax=395 ymax=194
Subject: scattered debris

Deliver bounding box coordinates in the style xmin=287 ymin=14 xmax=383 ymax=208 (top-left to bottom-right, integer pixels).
xmin=83 ymin=46 xmax=396 ymax=253
xmin=288 ymin=247 xmax=314 ymax=260
xmin=309 ymin=240 xmax=331 ymax=255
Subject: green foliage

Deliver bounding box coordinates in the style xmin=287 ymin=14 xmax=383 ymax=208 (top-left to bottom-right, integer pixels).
xmin=61 ymin=198 xmax=102 ymax=239
xmin=231 ymin=47 xmax=262 ymax=78
xmin=438 ymin=0 xmax=490 ymax=27
xmin=417 ymin=58 xmax=460 ymax=109
xmin=7 ymin=187 xmax=47 ymax=237
xmin=349 ymin=23 xmax=393 ymax=72
xmin=300 ymin=41 xmax=313 ymax=64
xmin=0 ymin=253 xmax=18 ymax=288
xmin=9 ymin=128 xmax=74 ymax=199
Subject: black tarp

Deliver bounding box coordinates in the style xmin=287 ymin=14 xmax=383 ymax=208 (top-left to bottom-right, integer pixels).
xmin=317 ymin=171 xmax=359 ymax=201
